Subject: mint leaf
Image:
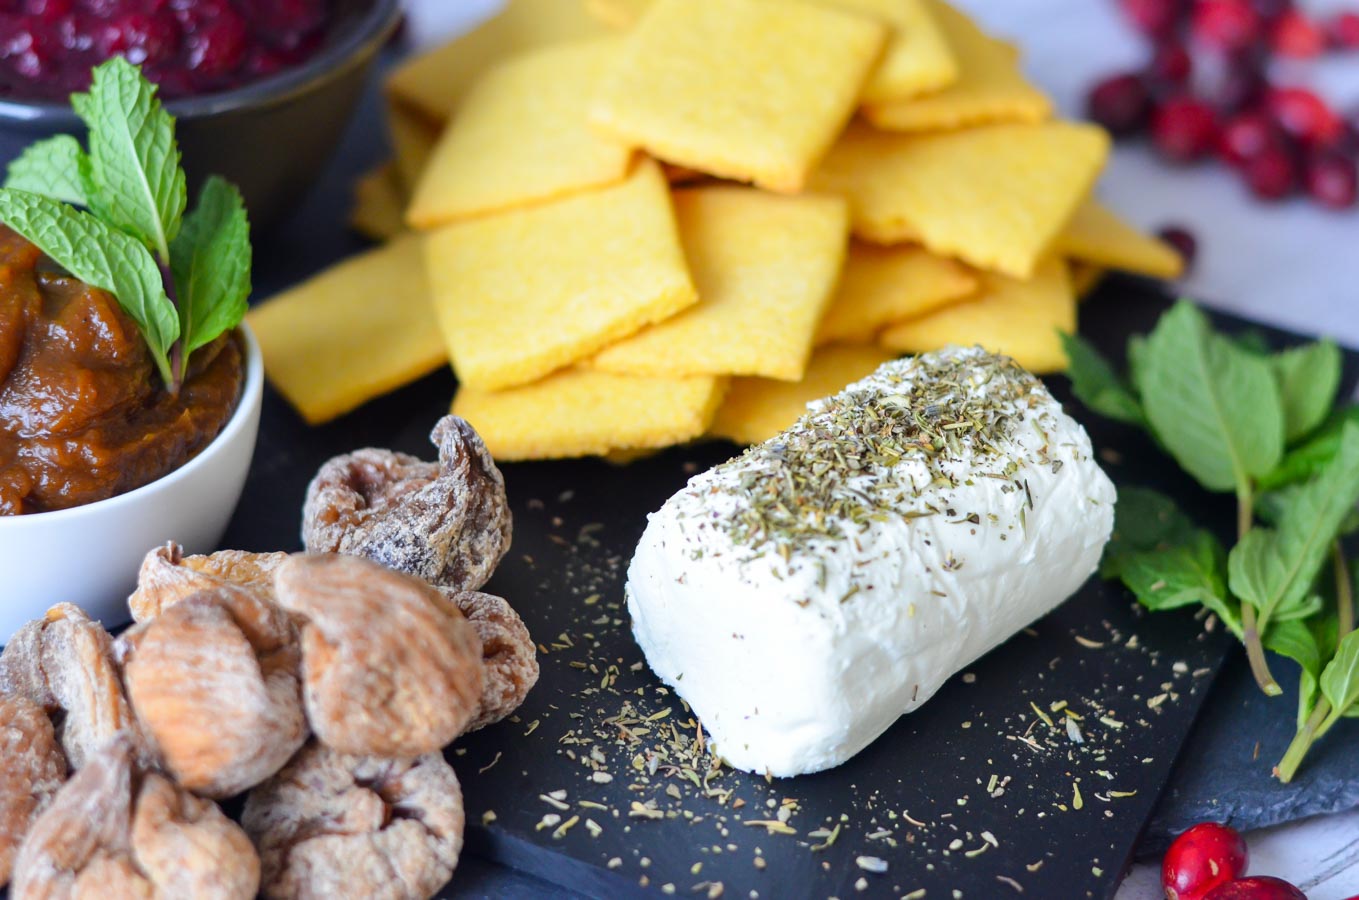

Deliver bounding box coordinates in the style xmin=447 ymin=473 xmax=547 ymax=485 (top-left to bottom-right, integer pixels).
xmin=0 ymin=188 xmax=177 ymax=383
xmin=1273 ymin=340 xmax=1341 ymax=445
xmin=1101 ymin=486 xmax=1200 ymax=578
xmin=1121 ymin=531 xmax=1227 ymax=608
xmin=1258 ymin=482 xmax=1359 ymax=535
xmin=4 ymin=135 xmax=88 ymax=206
xmin=1265 ymin=618 xmax=1325 ymax=726
xmin=1260 ymin=406 xmax=1359 ymax=490
xmin=1233 ymin=330 xmax=1272 ymax=356
xmin=73 ymin=57 xmax=186 ymax=262
xmin=1059 ymin=332 xmax=1145 ymax=427
xmin=1229 ymin=422 xmax=1359 ymax=633
xmin=1319 ymin=629 xmax=1359 ymax=719
xmin=169 ymin=176 xmax=251 ymax=373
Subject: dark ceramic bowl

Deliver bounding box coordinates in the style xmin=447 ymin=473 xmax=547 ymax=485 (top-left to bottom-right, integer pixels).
xmin=0 ymin=0 xmax=402 ymax=231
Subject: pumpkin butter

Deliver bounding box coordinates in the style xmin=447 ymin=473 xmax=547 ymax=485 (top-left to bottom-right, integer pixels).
xmin=0 ymin=227 xmax=242 ymax=515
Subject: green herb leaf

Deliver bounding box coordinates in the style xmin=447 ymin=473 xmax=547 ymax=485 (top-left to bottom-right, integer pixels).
xmin=1319 ymin=629 xmax=1359 ymax=718
xmin=1232 ymin=330 xmax=1273 ymax=356
xmin=73 ymin=57 xmax=186 ymax=262
xmin=169 ymin=176 xmax=251 ymax=373
xmin=1272 ymin=340 xmax=1342 ymax=445
xmin=1100 ymin=486 xmax=1201 ymax=578
xmin=1258 ymin=482 xmax=1359 ymax=535
xmin=0 ymin=188 xmax=177 ymax=383
xmin=1259 ymin=407 xmax=1359 ymax=491
xmin=1229 ymin=422 xmax=1359 ymax=634
xmin=1133 ymin=300 xmax=1284 ymax=494
xmin=1265 ymin=618 xmax=1325 ymax=726
xmin=1120 ymin=530 xmax=1229 ymax=611
xmin=1059 ymin=332 xmax=1145 ymax=427
xmin=4 ymin=135 xmax=89 ymax=206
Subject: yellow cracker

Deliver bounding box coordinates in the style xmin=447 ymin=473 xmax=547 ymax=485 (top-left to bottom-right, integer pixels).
xmin=427 ymin=158 xmax=696 ymax=391
xmin=589 ymin=0 xmax=885 ymax=193
xmin=584 ymin=0 xmax=956 ymax=103
xmin=863 ymin=1 xmax=1050 ymax=131
xmin=349 ymin=164 xmax=407 ymax=242
xmin=810 ymin=120 xmax=1109 ymax=278
xmin=387 ymin=104 xmax=439 ymax=196
xmin=1056 ymin=198 xmax=1184 ymax=280
xmin=248 ymin=236 xmax=444 ymax=425
xmin=711 ymin=344 xmax=897 ymax=445
xmin=386 ymin=0 xmax=607 ymax=124
xmin=591 ymin=187 xmax=848 ymax=380
xmin=879 ymin=258 xmax=1074 ymax=373
xmin=1070 ymin=262 xmax=1107 ymax=300
xmin=407 ymin=41 xmax=632 ymax=228
xmin=815 ymin=242 xmax=977 ymax=345
xmin=453 ymin=369 xmax=726 ymax=460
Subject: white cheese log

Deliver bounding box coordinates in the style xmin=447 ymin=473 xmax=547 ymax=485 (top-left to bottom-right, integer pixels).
xmin=626 ymin=347 xmax=1116 ymax=776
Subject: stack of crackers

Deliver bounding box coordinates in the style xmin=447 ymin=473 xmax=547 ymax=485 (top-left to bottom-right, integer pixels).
xmin=249 ymin=0 xmax=1184 ymax=460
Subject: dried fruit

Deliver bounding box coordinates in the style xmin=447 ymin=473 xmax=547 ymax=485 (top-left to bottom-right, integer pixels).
xmin=1192 ymin=0 xmax=1261 ymax=52
xmin=303 ymin=415 xmax=512 ymax=592
xmin=1148 ymin=42 xmax=1193 ymax=88
xmin=1267 ymin=86 xmax=1343 ymax=145
xmin=11 ymin=734 xmax=259 ymax=899
xmin=116 ymin=587 xmax=308 ymax=798
xmin=1157 ymin=226 xmax=1198 ymax=270
xmin=1162 ymin=821 xmax=1249 ymax=900
xmin=437 ymin=588 xmax=539 ymax=732
xmin=0 ymin=603 xmax=149 ymax=769
xmin=1086 ymin=73 xmax=1152 ymax=135
xmin=1303 ymin=151 xmax=1358 ymax=209
xmin=0 ymin=693 xmax=66 ymax=887
xmin=1243 ymin=148 xmax=1297 ymax=199
xmin=1217 ymin=111 xmax=1287 ymax=167
xmin=1202 ymin=877 xmax=1306 ymax=900
xmin=273 ymin=554 xmax=484 ymax=757
xmin=1152 ymin=96 xmax=1219 ymax=162
xmin=1119 ymin=0 xmax=1183 ymax=37
xmin=130 ymin=542 xmax=291 ymax=622
xmin=1328 ymin=12 xmax=1359 ymax=50
xmin=243 ymin=742 xmax=463 ymax=900
xmin=1269 ymin=10 xmax=1325 ymax=58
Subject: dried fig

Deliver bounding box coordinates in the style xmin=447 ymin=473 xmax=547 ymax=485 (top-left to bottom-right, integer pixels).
xmin=435 ymin=589 xmax=538 ymax=732
xmin=129 ymin=542 xmax=291 ymax=623
xmin=0 ymin=693 xmax=66 ymax=887
xmin=243 ymin=742 xmax=463 ymax=900
xmin=0 ymin=603 xmax=148 ymax=769
xmin=302 ymin=416 xmax=511 ymax=591
xmin=273 ymin=554 xmax=483 ymax=757
xmin=116 ymin=587 xmax=308 ymax=798
xmin=11 ymin=733 xmax=259 ymax=900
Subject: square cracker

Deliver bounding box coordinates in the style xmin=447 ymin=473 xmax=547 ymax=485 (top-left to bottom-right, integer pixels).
xmin=878 ymin=257 xmax=1074 ymax=373
xmin=589 ymin=0 xmax=885 ymax=193
xmin=815 ymin=242 xmax=976 ymax=345
xmin=248 ymin=236 xmax=445 ymax=425
xmin=1055 ymin=198 xmax=1184 ymax=280
xmin=349 ymin=163 xmax=406 ymax=242
xmin=711 ymin=344 xmax=898 ymax=445
xmin=386 ymin=0 xmax=607 ymax=125
xmin=453 ymin=369 xmax=727 ymax=460
xmin=407 ymin=41 xmax=632 ymax=228
xmin=591 ymin=187 xmax=848 ymax=381
xmin=426 ymin=158 xmax=696 ymax=391
xmin=863 ymin=1 xmax=1051 ymax=131
xmin=810 ymin=120 xmax=1109 ymax=278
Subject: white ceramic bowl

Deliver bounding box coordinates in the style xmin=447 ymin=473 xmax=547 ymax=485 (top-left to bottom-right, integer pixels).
xmin=0 ymin=325 xmax=264 ymax=642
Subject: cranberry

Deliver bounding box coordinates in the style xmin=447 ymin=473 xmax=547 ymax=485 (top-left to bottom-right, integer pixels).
xmin=1119 ymin=0 xmax=1183 ymax=37
xmin=1270 ymin=10 xmax=1326 ymax=58
xmin=1249 ymin=0 xmax=1292 ymax=22
xmin=1205 ymin=56 xmax=1267 ymax=114
xmin=1244 ymin=148 xmax=1298 ymax=199
xmin=238 ymin=0 xmax=324 ymax=37
xmin=1328 ymin=12 xmax=1359 ymax=50
xmin=1157 ymin=226 xmax=1198 ymax=269
xmin=1193 ymin=0 xmax=1262 ymax=53
xmin=1304 ymin=151 xmax=1357 ymax=209
xmin=1152 ymin=96 xmax=1219 ymax=162
xmin=182 ymin=4 xmax=246 ymax=79
xmin=1217 ymin=111 xmax=1288 ymax=167
xmin=21 ymin=0 xmax=71 ymax=21
xmin=243 ymin=45 xmax=284 ymax=78
xmin=1147 ymin=42 xmax=1193 ymax=88
xmin=1202 ymin=876 xmax=1306 ymax=900
xmin=1086 ymin=73 xmax=1152 ymax=135
xmin=97 ymin=11 xmax=178 ymax=66
xmin=1162 ymin=822 xmax=1249 ymax=900
xmin=144 ymin=64 xmax=194 ymax=98
xmin=1268 ymin=87 xmax=1344 ymax=146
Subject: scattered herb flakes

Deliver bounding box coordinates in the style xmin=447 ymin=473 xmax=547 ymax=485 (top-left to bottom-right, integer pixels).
xmin=855 ymin=855 xmax=889 ymax=874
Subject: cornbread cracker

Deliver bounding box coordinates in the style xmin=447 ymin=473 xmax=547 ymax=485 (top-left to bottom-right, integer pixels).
xmin=863 ymin=1 xmax=1050 ymax=131
xmin=349 ymin=164 xmax=406 ymax=242
xmin=1056 ymin=198 xmax=1184 ymax=280
xmin=248 ymin=236 xmax=445 ymax=425
xmin=1070 ymin=262 xmax=1106 ymax=300
xmin=407 ymin=41 xmax=632 ymax=228
xmin=387 ymin=104 xmax=439 ymax=196
xmin=711 ymin=344 xmax=897 ymax=445
xmin=386 ymin=0 xmax=606 ymax=124
xmin=815 ymin=242 xmax=976 ymax=345
xmin=589 ymin=0 xmax=885 ymax=193
xmin=592 ymin=187 xmax=848 ymax=380
xmin=585 ymin=0 xmax=648 ymax=28
xmin=453 ymin=369 xmax=727 ymax=460
xmin=810 ymin=120 xmax=1109 ymax=278
xmin=879 ymin=258 xmax=1074 ymax=373
xmin=427 ymin=158 xmax=696 ymax=391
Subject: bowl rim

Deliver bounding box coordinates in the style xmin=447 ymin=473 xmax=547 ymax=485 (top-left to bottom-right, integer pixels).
xmin=0 ymin=321 xmax=264 ymax=528
xmin=0 ymin=0 xmax=403 ymax=125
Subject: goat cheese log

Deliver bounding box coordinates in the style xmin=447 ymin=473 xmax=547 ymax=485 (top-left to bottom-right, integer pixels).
xmin=626 ymin=347 xmax=1116 ymax=776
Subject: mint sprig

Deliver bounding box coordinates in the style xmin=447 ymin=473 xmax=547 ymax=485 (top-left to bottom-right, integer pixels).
xmin=0 ymin=58 xmax=250 ymax=391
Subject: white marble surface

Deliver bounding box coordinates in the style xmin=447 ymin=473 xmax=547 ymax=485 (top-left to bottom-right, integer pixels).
xmin=403 ymin=1 xmax=1359 ymax=893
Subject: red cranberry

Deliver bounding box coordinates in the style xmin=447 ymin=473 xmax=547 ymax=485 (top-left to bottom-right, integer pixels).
xmin=1205 ymin=56 xmax=1267 ymax=114
xmin=1157 ymin=226 xmax=1197 ymax=269
xmin=97 ymin=11 xmax=178 ymax=66
xmin=1152 ymin=96 xmax=1219 ymax=162
xmin=144 ymin=64 xmax=194 ymax=98
xmin=1328 ymin=12 xmax=1359 ymax=50
xmin=1147 ymin=42 xmax=1193 ymax=88
xmin=1304 ymin=151 xmax=1357 ymax=209
xmin=1244 ymin=148 xmax=1298 ymax=199
xmin=1193 ymin=0 xmax=1262 ymax=53
xmin=1202 ymin=876 xmax=1306 ymax=900
xmin=1270 ymin=10 xmax=1326 ymax=58
xmin=1249 ymin=0 xmax=1292 ymax=22
xmin=182 ymin=4 xmax=246 ymax=79
xmin=1162 ymin=822 xmax=1249 ymax=900
xmin=1119 ymin=0 xmax=1183 ymax=37
xmin=1268 ymin=87 xmax=1344 ymax=146
xmin=1086 ymin=73 xmax=1152 ymax=135
xmin=238 ymin=0 xmax=325 ymax=37
xmin=21 ymin=0 xmax=71 ymax=22
xmin=243 ymin=45 xmax=284 ymax=78
xmin=1217 ymin=111 xmax=1288 ymax=167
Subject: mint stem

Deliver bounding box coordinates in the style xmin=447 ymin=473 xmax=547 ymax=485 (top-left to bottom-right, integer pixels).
xmin=1237 ymin=482 xmax=1282 ymax=696
xmin=1276 ymin=696 xmax=1331 ymax=782
xmin=157 ymin=259 xmax=182 ymax=395
xmin=1336 ymin=542 xmax=1354 ymax=641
